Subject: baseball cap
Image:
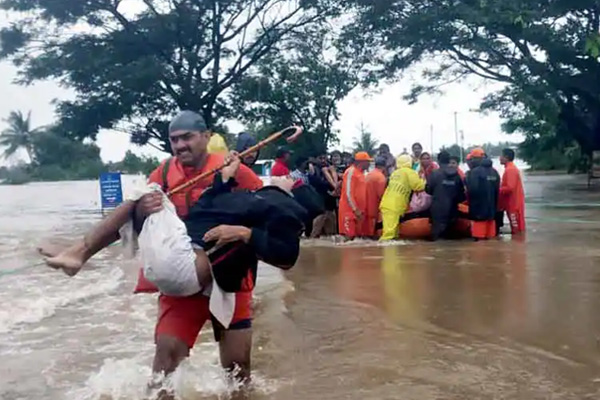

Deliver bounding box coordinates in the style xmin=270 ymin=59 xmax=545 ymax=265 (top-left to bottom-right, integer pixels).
xmin=276 ymin=146 xmax=293 ymax=158
xmin=469 ymin=147 xmax=486 ymax=158
xmin=169 ymin=110 xmax=208 ymax=133
xmin=354 ymin=151 xmax=373 ymax=162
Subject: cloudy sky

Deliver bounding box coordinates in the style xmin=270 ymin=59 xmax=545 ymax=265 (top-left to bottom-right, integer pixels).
xmin=0 ymin=52 xmax=521 ymax=165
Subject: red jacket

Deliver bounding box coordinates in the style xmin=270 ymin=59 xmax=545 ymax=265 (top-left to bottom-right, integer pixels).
xmin=271 ymin=158 xmax=290 ymax=177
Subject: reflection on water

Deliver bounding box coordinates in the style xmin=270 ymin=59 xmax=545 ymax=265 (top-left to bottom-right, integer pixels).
xmin=2 ymin=174 xmax=600 ymax=399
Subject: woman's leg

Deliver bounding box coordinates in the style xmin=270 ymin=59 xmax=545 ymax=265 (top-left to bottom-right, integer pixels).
xmin=40 ymin=200 xmax=137 ymax=276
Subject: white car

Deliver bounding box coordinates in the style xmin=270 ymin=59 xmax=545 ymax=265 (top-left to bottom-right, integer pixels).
xmin=251 ymin=159 xmax=274 ymax=185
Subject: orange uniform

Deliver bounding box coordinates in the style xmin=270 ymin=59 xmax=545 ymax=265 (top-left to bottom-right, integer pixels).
xmin=338 ymin=165 xmax=367 ymax=238
xmin=499 ymin=161 xmax=526 ymax=234
xmin=135 ymin=154 xmax=263 ymax=347
xmin=364 ymin=168 xmax=387 ymax=237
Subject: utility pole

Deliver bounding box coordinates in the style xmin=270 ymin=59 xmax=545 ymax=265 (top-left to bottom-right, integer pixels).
xmin=460 ymin=130 xmax=465 ymax=162
xmin=454 ymin=111 xmax=459 ymax=147
xmin=430 ymin=124 xmax=434 ymax=154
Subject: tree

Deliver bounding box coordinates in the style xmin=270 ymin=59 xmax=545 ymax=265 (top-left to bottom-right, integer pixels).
xmin=0 ymin=0 xmax=343 ymax=153
xmin=345 ymin=0 xmax=600 ymax=155
xmin=352 ymin=122 xmax=378 ymax=155
xmin=112 ymin=150 xmax=160 ymax=175
xmin=232 ymin=24 xmax=369 ymax=158
xmin=30 ymin=128 xmax=105 ymax=180
xmin=0 ymin=110 xmax=44 ymax=161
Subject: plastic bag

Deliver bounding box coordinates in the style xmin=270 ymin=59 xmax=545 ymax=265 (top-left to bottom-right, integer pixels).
xmin=409 ymin=191 xmax=432 ymax=213
xmin=137 ymin=189 xmax=200 ymax=297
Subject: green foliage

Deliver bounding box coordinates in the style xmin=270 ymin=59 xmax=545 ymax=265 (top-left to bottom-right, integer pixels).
xmin=345 ymin=0 xmax=600 ymax=161
xmin=0 ymin=110 xmax=44 ymax=161
xmin=440 ymin=142 xmax=517 ymax=162
xmin=0 ymin=110 xmax=161 ymax=184
xmin=0 ymin=0 xmax=342 ymax=152
xmin=108 ymin=150 xmax=160 ymax=176
xmin=0 ymin=164 xmax=31 ymax=184
xmin=352 ymin=123 xmax=378 ymax=155
xmin=232 ymin=24 xmax=372 ymax=158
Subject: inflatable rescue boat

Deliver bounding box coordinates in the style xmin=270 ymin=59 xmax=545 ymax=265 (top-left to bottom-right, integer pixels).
xmin=397 ymin=203 xmax=471 ymax=240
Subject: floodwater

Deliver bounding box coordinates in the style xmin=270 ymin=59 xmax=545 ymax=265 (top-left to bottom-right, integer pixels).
xmin=2 ymin=171 xmax=600 ymax=399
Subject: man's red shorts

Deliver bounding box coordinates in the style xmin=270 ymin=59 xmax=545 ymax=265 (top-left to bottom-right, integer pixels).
xmin=155 ymin=290 xmax=253 ymax=348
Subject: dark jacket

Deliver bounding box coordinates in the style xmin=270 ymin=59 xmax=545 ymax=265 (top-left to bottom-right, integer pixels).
xmin=184 ymin=174 xmax=321 ymax=292
xmin=426 ymin=166 xmax=466 ymax=238
xmin=466 ymin=158 xmax=500 ymax=221
xmin=308 ymin=164 xmax=337 ymax=211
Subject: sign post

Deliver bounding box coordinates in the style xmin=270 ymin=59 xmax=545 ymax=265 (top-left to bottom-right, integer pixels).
xmin=99 ymin=172 xmax=123 ymax=213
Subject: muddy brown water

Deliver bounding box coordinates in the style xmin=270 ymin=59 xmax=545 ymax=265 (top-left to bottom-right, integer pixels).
xmin=1 ymin=173 xmax=600 ymax=399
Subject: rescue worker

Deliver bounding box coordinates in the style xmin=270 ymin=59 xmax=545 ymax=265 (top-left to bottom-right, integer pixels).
xmin=271 ymin=147 xmax=292 ymax=177
xmin=338 ymin=152 xmax=371 ymax=239
xmin=425 ymin=151 xmax=466 ymax=241
xmin=138 ymin=111 xmax=263 ymax=388
xmin=465 ymin=149 xmax=500 ymax=240
xmin=500 ymin=148 xmax=526 ymax=235
xmin=364 ymin=156 xmax=388 ymax=238
xmin=380 ymin=154 xmax=425 ymax=241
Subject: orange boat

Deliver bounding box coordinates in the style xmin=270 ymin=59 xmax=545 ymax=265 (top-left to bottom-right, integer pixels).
xmin=397 ymin=203 xmax=471 ymax=240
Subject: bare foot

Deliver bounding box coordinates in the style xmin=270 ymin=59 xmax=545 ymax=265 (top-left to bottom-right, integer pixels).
xmin=41 ymin=240 xmax=88 ymax=277
xmin=37 ymin=243 xmax=66 ymax=258
xmin=43 ymin=254 xmax=83 ymax=277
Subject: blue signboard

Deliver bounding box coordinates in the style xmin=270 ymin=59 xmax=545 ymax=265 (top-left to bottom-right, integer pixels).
xmin=99 ymin=172 xmax=123 ymax=210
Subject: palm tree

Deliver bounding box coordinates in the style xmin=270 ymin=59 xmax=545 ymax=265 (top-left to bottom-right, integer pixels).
xmin=352 ymin=122 xmax=379 ymax=156
xmin=0 ymin=110 xmax=43 ymax=162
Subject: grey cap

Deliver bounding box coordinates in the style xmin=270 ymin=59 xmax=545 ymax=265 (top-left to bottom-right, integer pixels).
xmin=169 ymin=110 xmax=208 ymax=133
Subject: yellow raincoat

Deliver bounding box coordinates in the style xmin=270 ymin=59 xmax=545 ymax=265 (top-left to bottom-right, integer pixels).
xmin=207 ymin=133 xmax=229 ymax=154
xmin=379 ymin=154 xmax=425 ymax=240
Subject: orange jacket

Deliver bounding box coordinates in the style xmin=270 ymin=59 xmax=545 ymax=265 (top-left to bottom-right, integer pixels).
xmin=339 ymin=165 xmax=367 ymax=217
xmin=148 ymin=154 xmax=263 ymax=217
xmin=365 ymin=168 xmax=387 ymax=219
xmin=499 ymin=162 xmax=525 ymax=227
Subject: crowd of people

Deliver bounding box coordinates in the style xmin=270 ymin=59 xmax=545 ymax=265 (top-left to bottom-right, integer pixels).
xmin=267 ymin=142 xmax=526 ymax=241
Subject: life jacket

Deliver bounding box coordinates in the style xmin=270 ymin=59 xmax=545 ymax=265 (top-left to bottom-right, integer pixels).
xmin=158 ymin=154 xmax=228 ymax=217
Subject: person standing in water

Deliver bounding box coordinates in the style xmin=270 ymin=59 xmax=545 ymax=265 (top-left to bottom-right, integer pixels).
xmin=376 ymin=144 xmax=396 ymax=176
xmin=364 ymin=156 xmax=388 ymax=238
xmin=426 ymin=151 xmax=466 ymax=241
xmin=56 ymin=111 xmax=263 ymax=395
xmin=465 ymin=148 xmax=500 ymax=240
xmin=418 ymin=152 xmax=439 ymax=180
xmin=411 ymin=142 xmax=423 ymax=171
xmin=380 ymin=155 xmax=425 ymax=241
xmin=235 ymin=131 xmax=259 ymax=167
xmin=449 ymin=155 xmax=466 ymax=181
xmin=338 ymin=152 xmax=371 ymax=239
xmin=271 ymin=147 xmax=292 ymax=177
xmin=499 ymin=148 xmax=526 ymax=235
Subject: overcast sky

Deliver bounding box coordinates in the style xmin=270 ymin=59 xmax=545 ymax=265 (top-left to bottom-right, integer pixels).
xmin=0 ymin=56 xmax=521 ymax=165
